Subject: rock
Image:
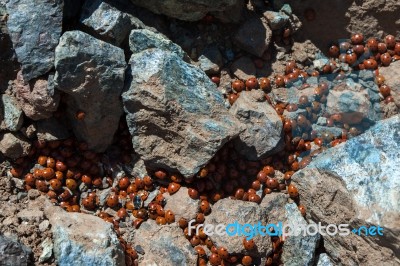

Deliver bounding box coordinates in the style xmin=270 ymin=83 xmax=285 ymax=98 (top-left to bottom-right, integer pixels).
xmin=260 ymin=193 xmax=288 ymax=224
xmin=163 ymin=187 xmax=199 ymax=221
xmin=133 ymin=220 xmax=197 ymax=265
xmin=0 ymin=234 xmax=33 ymax=265
xmin=39 ymin=238 xmax=53 ymax=263
xmin=36 ymin=118 xmax=70 ymax=141
xmin=211 ymin=0 xmax=244 ymax=24
xmin=316 ymin=253 xmax=334 ymax=266
xmin=234 ymin=17 xmax=272 ymax=57
xmin=198 ymin=45 xmax=223 ymax=75
xmin=379 ymin=60 xmax=400 ymax=94
xmin=54 ymin=30 xmax=126 ymax=152
xmin=230 ymin=56 xmax=256 ymax=80
xmin=0 ymin=132 xmax=31 ymax=159
xmin=129 ymin=29 xmax=186 ymax=59
xmin=292 ymin=114 xmax=400 ymax=265
xmin=229 ymin=90 xmax=283 ymax=160
xmin=0 ymin=94 xmax=23 ymax=131
xmin=39 ymin=220 xmax=50 ymax=232
xmin=122 ymin=48 xmax=242 ymax=178
xmin=129 ymin=0 xmax=242 ymax=21
xmin=80 ymin=0 xmax=134 ymax=46
xmin=46 ymin=205 xmax=125 ymax=266
xmin=263 ymin=11 xmax=290 ymax=30
xmin=204 ymin=198 xmax=271 ymax=257
xmin=281 ymin=203 xmax=320 ymax=266
xmin=325 ymin=81 xmax=379 ymax=124
xmin=6 ymin=0 xmax=63 ymax=81
xmin=14 ymin=71 xmax=60 ymax=120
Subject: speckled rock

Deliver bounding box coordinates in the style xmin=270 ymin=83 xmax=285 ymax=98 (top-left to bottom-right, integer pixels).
xmin=234 ymin=17 xmax=272 ymax=57
xmin=281 ymin=203 xmax=320 ymax=266
xmin=0 ymin=234 xmax=33 ymax=265
xmin=204 ymin=198 xmax=271 ymax=257
xmin=133 ymin=220 xmax=197 ymax=265
xmin=0 ymin=132 xmax=31 ymax=159
xmin=129 ymin=29 xmax=186 ymax=59
xmin=230 ymin=90 xmax=283 ymax=160
xmin=122 ymin=48 xmax=242 ymax=178
xmin=80 ymin=0 xmax=138 ymax=46
xmin=13 ymin=71 xmax=60 ymax=120
xmin=292 ymin=114 xmax=400 ymax=265
xmin=6 ymin=0 xmax=63 ymax=81
xmin=163 ymin=187 xmax=199 ymax=221
xmin=54 ymin=30 xmax=126 ymax=152
xmin=0 ymin=94 xmax=23 ymax=131
xmin=129 ymin=0 xmax=242 ymax=21
xmin=46 ymin=205 xmax=125 ymax=266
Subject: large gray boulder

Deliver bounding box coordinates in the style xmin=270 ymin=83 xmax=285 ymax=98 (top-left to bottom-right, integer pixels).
xmin=230 ymin=90 xmax=283 ymax=160
xmin=6 ymin=0 xmax=63 ymax=81
xmin=122 ymin=48 xmax=242 ymax=178
xmin=46 ymin=204 xmax=125 ymax=266
xmin=54 ymin=31 xmax=126 ymax=152
xmin=292 ymin=114 xmax=400 ymax=265
xmin=129 ymin=0 xmax=242 ymax=21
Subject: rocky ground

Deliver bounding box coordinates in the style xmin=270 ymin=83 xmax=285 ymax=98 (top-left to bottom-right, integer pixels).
xmin=0 ymin=0 xmax=400 ymax=265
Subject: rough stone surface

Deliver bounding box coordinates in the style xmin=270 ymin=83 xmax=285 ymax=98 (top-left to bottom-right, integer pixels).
xmin=129 ymin=0 xmax=242 ymax=21
xmin=234 ymin=17 xmax=272 ymax=57
xmin=0 ymin=133 xmax=31 ymax=159
xmin=292 ymin=114 xmax=400 ymax=265
xmin=379 ymin=61 xmax=400 ymax=95
xmin=230 ymin=90 xmax=283 ymax=160
xmin=6 ymin=0 xmax=63 ymax=81
xmin=0 ymin=234 xmax=33 ymax=265
xmin=163 ymin=187 xmax=199 ymax=221
xmin=133 ymin=220 xmax=197 ymax=265
xmin=14 ymin=71 xmax=60 ymax=120
xmin=230 ymin=56 xmax=256 ymax=80
xmin=0 ymin=94 xmax=23 ymax=131
xmin=281 ymin=203 xmax=320 ymax=266
xmin=81 ymin=0 xmax=134 ymax=46
xmin=260 ymin=193 xmax=288 ymax=225
xmin=122 ymin=48 xmax=242 ymax=178
xmin=46 ymin=204 xmax=125 ymax=266
xmin=54 ymin=30 xmax=126 ymax=152
xmin=204 ymin=198 xmax=272 ymax=257
xmin=129 ymin=29 xmax=186 ymax=59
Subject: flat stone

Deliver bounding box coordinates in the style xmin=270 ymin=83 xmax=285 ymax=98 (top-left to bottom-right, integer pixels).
xmin=163 ymin=187 xmax=199 ymax=221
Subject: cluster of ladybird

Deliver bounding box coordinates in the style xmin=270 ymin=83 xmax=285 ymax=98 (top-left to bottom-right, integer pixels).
xmin=7 ymin=33 xmax=399 ymax=266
